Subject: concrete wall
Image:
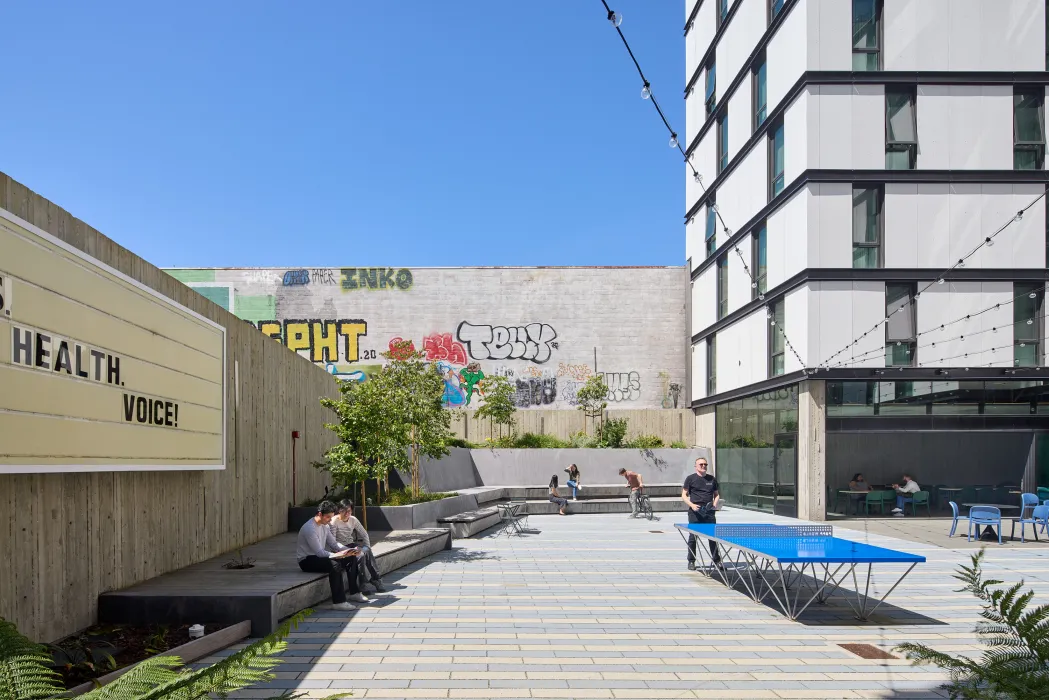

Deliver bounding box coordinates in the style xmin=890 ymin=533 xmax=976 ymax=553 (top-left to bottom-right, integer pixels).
xmin=164 ymin=266 xmax=688 ymax=411
xmin=0 ymin=173 xmax=340 ymax=642
xmin=469 ymin=448 xmax=711 ymax=486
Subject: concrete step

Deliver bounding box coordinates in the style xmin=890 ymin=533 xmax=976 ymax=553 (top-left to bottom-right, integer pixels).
xmin=519 ymin=496 xmax=688 ymax=515
xmin=502 ymin=484 xmax=681 ymax=500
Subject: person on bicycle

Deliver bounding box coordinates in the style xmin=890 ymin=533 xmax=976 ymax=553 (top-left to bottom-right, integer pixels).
xmin=619 ymin=467 xmax=644 ymax=518
xmin=682 ymin=457 xmax=722 ymax=570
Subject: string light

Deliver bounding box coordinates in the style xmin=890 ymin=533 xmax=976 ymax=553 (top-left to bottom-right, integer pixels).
xmin=819 ymin=187 xmax=1049 ymax=369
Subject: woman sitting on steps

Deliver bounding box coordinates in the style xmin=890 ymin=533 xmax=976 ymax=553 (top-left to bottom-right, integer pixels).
xmin=549 ymin=475 xmax=569 ymax=515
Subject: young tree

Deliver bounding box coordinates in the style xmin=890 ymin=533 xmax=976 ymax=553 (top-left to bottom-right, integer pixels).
xmin=574 ymin=374 xmax=608 ymax=434
xmin=474 ymin=375 xmax=516 ymax=440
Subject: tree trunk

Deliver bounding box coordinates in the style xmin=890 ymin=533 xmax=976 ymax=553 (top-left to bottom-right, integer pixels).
xmin=361 ymin=480 xmax=368 ymax=529
xmin=411 ymin=426 xmax=419 ymax=499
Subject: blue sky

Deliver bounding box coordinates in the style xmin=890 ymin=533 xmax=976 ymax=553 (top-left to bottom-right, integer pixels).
xmin=0 ymin=2 xmax=684 ymax=268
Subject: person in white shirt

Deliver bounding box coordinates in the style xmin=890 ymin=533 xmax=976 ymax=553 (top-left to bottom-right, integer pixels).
xmin=296 ymin=501 xmax=372 ymax=610
xmin=891 ymin=474 xmax=921 ymax=516
xmin=331 ymin=500 xmax=386 ymax=593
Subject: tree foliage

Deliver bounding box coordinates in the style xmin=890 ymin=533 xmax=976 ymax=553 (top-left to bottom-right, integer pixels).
xmin=574 ymin=374 xmax=608 ymax=431
xmin=473 ymin=375 xmax=516 ymax=439
xmin=321 ymin=340 xmax=453 ymax=498
xmin=896 ymin=549 xmax=1049 ymax=699
xmin=0 ymin=611 xmax=344 ymax=700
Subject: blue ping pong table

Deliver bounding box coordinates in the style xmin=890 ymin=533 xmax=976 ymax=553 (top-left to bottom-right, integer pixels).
xmin=674 ymin=523 xmax=926 ymax=621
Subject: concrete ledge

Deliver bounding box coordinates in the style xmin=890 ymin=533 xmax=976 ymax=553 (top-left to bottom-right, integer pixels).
xmin=99 ymin=529 xmax=452 ymax=637
xmin=437 ymin=507 xmax=501 ymax=539
xmin=65 ymin=620 xmax=251 ymax=696
xmin=502 ymin=484 xmax=682 ymax=500
xmin=523 ymin=496 xmax=689 ymax=515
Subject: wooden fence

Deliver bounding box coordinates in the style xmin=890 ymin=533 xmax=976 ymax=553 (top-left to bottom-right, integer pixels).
xmin=0 ymin=173 xmax=340 ymax=642
xmin=453 ymin=408 xmax=696 ymax=445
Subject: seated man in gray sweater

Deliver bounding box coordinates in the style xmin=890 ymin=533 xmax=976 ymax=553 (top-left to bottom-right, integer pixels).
xmin=331 ymin=500 xmax=386 ymax=593
xmin=296 ymin=500 xmax=372 ymax=610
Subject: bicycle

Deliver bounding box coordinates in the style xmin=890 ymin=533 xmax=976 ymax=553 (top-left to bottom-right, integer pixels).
xmin=635 ymin=487 xmax=654 ymax=520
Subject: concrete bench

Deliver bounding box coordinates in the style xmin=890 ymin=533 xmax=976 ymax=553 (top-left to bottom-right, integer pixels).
xmin=98 ymin=528 xmax=451 ymax=636
xmin=436 ymin=507 xmax=501 ymax=538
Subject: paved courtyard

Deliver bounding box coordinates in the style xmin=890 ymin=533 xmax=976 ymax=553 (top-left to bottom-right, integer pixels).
xmin=215 ymin=510 xmax=1049 ymax=700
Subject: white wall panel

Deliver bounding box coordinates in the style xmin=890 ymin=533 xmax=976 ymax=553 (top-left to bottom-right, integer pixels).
xmin=813 ymin=182 xmax=852 ymax=268
xmin=783 ymin=91 xmax=807 ymax=188
xmin=718 ymin=0 xmax=765 ymax=97
xmin=686 ymin=132 xmax=717 ymax=210
xmin=784 ymin=285 xmax=810 ymax=372
xmin=767 ymin=0 xmax=808 ymax=112
xmin=814 ymin=282 xmax=885 ymax=368
xmin=948 ymin=0 xmax=985 ymax=72
xmin=884 ymin=184 xmax=919 ymax=268
xmin=808 ymin=86 xmax=882 ymax=170
xmin=851 ymin=86 xmax=886 ymax=169
xmin=918 ymin=282 xmax=1013 ymax=367
xmin=813 ymin=282 xmax=853 ymax=365
xmin=692 ymin=339 xmax=706 ymax=400
xmin=883 ymin=0 xmax=919 ymax=70
xmin=686 ymin=0 xmax=716 ymax=86
xmin=717 ymin=142 xmax=768 ymax=233
xmin=717 ymin=309 xmax=768 ymax=393
xmin=685 ymin=215 xmax=702 ymax=272
xmin=766 ymin=185 xmax=809 ymax=290
xmin=815 ymin=85 xmax=851 ymax=169
xmin=948 ymin=184 xmax=982 ymax=268
xmin=852 ymin=282 xmax=888 ymax=365
xmin=694 ymin=266 xmax=716 ymax=333
xmin=727 ymin=82 xmax=751 ymax=162
xmin=808 ymin=0 xmax=851 ymax=70
xmin=916 ymin=184 xmax=951 ymax=268
xmin=1007 ymin=184 xmax=1047 ymax=267
xmin=728 ymin=232 xmax=753 ymax=314
xmin=915 ymin=86 xmax=950 ymax=169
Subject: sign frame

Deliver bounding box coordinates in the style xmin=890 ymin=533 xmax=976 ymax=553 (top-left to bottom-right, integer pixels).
xmin=0 ymin=207 xmax=227 ymax=474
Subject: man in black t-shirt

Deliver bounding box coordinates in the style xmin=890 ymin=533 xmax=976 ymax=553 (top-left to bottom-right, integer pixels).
xmin=682 ymin=457 xmax=722 ymax=570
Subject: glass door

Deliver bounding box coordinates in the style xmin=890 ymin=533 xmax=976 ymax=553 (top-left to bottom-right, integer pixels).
xmin=773 ymin=433 xmax=797 ymax=517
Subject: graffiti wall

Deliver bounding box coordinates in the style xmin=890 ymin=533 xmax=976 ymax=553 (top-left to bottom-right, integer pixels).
xmin=164 ymin=266 xmax=687 ymax=409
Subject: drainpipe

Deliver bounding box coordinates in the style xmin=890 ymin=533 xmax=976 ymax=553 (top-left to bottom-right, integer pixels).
xmin=291 ymin=430 xmax=300 ymax=505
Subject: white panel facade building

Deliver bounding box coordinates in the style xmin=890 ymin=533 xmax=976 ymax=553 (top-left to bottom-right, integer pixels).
xmin=686 ymin=0 xmax=1049 ymax=518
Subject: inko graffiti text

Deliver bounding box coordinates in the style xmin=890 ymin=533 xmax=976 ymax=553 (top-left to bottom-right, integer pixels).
xmin=341 ymin=268 xmax=413 ymax=291
xmin=456 ymin=322 xmax=558 ymax=364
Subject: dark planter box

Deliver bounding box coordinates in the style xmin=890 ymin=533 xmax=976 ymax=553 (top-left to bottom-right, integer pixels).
xmin=287 ymin=494 xmax=479 ymax=532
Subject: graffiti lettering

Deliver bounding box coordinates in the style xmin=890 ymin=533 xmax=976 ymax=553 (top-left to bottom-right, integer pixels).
xmin=456 ymin=321 xmax=558 ymax=364
xmin=311 ymin=268 xmax=337 ymax=285
xmin=255 ymin=319 xmax=368 ymax=363
xmin=423 ymin=333 xmax=468 ymax=365
xmin=603 ymin=371 xmax=641 ymax=403
xmin=283 ymin=269 xmax=310 ymax=286
xmin=246 ymin=270 xmax=281 ymax=284
xmin=387 ymin=337 xmax=416 ymax=360
xmin=514 ymin=377 xmax=557 ymax=407
xmin=557 ymin=362 xmax=592 ymax=380
xmin=340 ymin=267 xmax=414 ymax=291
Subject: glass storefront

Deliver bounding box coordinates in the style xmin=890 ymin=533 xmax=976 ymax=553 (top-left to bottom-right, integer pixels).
xmin=827 ymin=380 xmax=1049 ymax=416
xmin=715 ymin=384 xmax=799 ymax=515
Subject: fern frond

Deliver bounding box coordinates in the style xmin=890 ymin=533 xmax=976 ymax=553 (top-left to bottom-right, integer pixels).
xmin=0 ymin=618 xmax=64 ymax=700
xmin=78 ymin=656 xmax=184 ymax=700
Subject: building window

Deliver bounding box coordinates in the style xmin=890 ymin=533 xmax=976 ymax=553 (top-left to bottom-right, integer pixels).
xmin=1014 ymin=87 xmax=1046 ymax=170
xmin=852 ymin=186 xmax=883 ymax=268
xmin=852 ymin=0 xmax=882 ymax=71
xmin=752 ymin=224 xmax=767 ymax=298
xmin=752 ymin=54 xmax=767 ymax=130
xmin=886 ymin=88 xmax=917 ymax=169
xmin=885 ymin=284 xmax=916 ymax=366
xmin=768 ymin=122 xmax=785 ymax=199
xmin=705 ymin=202 xmax=717 ymax=258
xmin=717 ymin=111 xmax=729 ymax=173
xmin=1015 ymin=283 xmax=1044 ymax=367
xmin=769 ymin=0 xmax=785 ymax=24
xmin=768 ymin=300 xmax=785 ymax=376
xmin=705 ymin=60 xmax=716 ymax=117
xmin=707 ymin=336 xmax=717 ymax=395
xmin=717 ymin=255 xmax=729 ymax=320
xmin=717 ymin=0 xmax=730 ymax=28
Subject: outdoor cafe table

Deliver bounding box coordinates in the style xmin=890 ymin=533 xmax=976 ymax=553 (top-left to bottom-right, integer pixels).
xmin=961 ymin=503 xmax=1020 ymax=541
xmin=938 ymin=487 xmax=963 ymax=509
xmin=836 ymin=490 xmax=872 ymax=515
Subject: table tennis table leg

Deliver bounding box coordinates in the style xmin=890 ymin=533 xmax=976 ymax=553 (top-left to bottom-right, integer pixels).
xmin=843 ymin=562 xmax=918 ymax=620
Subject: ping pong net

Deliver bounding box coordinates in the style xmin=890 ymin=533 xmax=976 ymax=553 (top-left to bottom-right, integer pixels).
xmin=714 ymin=524 xmax=833 ymax=539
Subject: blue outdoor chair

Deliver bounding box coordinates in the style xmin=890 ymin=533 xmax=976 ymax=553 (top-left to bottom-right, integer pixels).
xmin=948 ymin=501 xmax=968 ymax=537
xmin=1011 ymin=504 xmax=1049 ymax=543
xmin=968 ymin=506 xmax=1003 ymax=545
xmin=1020 ymin=493 xmax=1040 ymax=518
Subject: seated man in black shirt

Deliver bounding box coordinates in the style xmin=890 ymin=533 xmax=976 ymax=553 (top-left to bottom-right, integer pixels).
xmin=682 ymin=457 xmax=722 ymax=570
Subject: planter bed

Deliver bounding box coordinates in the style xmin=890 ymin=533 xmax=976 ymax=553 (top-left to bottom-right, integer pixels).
xmin=61 ymin=620 xmax=250 ymax=696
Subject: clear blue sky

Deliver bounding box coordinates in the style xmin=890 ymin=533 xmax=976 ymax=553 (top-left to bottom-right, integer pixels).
xmin=0 ymin=1 xmax=684 ymax=268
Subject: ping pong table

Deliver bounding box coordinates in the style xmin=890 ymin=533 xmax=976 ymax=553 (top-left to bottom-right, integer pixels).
xmin=674 ymin=523 xmax=925 ymax=621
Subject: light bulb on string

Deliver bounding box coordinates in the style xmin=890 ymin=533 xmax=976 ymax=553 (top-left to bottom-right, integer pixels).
xmin=710 ymin=203 xmax=719 ymax=214
xmin=1028 ymin=319 xmax=1034 ymax=325
xmin=608 ymin=10 xmax=622 ymax=27
xmin=937 ymin=279 xmax=945 ymax=285
xmin=1030 ymin=292 xmax=1037 ymax=299
xmin=1014 ymin=211 xmax=1024 ymax=223
xmin=669 ymin=134 xmax=678 ymax=148
xmin=751 ymin=281 xmax=758 ymax=289
xmin=758 ymin=293 xmax=765 ymax=301
xmin=985 ymin=237 xmax=994 ymax=247
xmin=694 ymin=172 xmax=703 ymax=184
xmin=641 ymin=83 xmax=651 ymax=100
xmin=957 ymin=258 xmax=965 ymax=268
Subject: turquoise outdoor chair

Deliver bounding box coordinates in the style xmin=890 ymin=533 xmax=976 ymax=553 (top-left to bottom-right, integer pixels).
xmin=907 ymin=491 xmax=931 ymax=516
xmin=864 ymin=490 xmax=888 ymax=515
xmin=1011 ymin=504 xmax=1049 ymax=543
xmin=948 ymin=501 xmax=967 ymax=537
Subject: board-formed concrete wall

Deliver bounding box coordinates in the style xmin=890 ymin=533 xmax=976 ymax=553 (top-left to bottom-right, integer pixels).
xmin=462 ymin=448 xmax=710 ymax=488
xmin=164 ymin=266 xmax=688 ymax=410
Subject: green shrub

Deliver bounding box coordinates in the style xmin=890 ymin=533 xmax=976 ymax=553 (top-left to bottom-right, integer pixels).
xmin=596 ymin=418 xmax=628 ymax=448
xmin=568 ymin=430 xmax=598 ymax=448
xmin=381 ymin=488 xmax=453 ymax=506
xmin=445 ymin=437 xmax=477 ymax=449
xmin=669 ymin=440 xmax=689 ymax=449
xmin=513 ymin=432 xmax=570 ymax=449
xmin=626 ymin=434 xmax=664 ymax=449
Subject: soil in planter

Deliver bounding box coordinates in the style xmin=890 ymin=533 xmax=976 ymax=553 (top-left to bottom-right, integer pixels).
xmin=50 ymin=622 xmax=230 ymax=689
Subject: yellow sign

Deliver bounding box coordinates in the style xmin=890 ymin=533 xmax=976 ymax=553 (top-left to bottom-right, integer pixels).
xmin=0 ymin=209 xmax=226 ymax=472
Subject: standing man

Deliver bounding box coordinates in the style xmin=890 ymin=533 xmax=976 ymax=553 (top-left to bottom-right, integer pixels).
xmin=891 ymin=474 xmax=921 ymax=516
xmin=330 ymin=500 xmax=387 ymax=593
xmin=681 ymin=457 xmax=722 ymax=570
xmin=619 ymin=467 xmax=644 ymax=518
xmin=296 ymin=501 xmax=372 ymax=610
